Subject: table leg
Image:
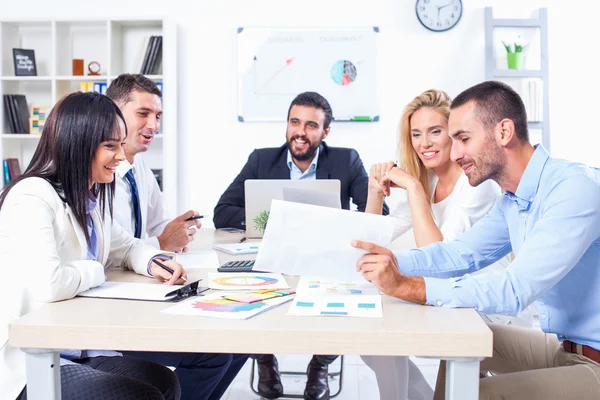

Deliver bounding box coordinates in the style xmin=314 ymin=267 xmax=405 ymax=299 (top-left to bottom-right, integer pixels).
xmin=25 ymin=350 xmax=61 ymax=400
xmin=445 ymin=357 xmax=482 ymax=400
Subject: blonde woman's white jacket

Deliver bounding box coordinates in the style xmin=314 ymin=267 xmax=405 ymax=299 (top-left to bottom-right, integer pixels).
xmin=0 ymin=177 xmax=165 ymax=400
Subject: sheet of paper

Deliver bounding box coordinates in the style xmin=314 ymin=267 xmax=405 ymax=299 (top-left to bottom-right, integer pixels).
xmin=176 ymin=250 xmax=220 ymax=269
xmin=212 ymin=242 xmax=261 ymax=255
xmin=207 ymin=272 xmax=290 ymax=291
xmin=77 ymin=281 xmax=183 ymax=301
xmin=161 ymin=291 xmax=294 ymax=319
xmin=288 ymin=294 xmax=382 ymax=318
xmin=295 ymin=277 xmax=380 ymax=296
xmin=254 ymin=200 xmax=397 ymax=280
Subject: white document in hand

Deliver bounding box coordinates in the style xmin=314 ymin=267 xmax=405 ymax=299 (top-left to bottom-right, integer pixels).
xmin=254 ymin=200 xmax=397 ymax=280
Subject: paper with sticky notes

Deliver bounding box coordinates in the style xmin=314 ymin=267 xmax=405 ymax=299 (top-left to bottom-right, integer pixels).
xmin=161 ymin=290 xmax=294 ymax=319
xmin=223 ymin=289 xmax=295 ymax=303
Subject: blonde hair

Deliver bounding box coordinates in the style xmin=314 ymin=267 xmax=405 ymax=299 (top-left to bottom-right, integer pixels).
xmin=399 ymin=89 xmax=452 ymax=201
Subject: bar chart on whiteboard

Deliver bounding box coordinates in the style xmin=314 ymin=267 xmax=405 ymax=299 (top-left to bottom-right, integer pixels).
xmin=237 ymin=27 xmax=379 ymax=122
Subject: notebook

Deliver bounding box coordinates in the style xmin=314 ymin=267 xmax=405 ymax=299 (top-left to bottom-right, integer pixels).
xmin=212 ymin=242 xmax=261 ymax=255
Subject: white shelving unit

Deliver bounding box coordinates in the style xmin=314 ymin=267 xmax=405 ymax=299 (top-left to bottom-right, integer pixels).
xmin=0 ymin=18 xmax=178 ymax=214
xmin=485 ymin=7 xmax=550 ymax=151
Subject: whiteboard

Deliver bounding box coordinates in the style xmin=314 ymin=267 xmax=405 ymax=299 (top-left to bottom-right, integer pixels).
xmin=237 ymin=27 xmax=379 ymax=122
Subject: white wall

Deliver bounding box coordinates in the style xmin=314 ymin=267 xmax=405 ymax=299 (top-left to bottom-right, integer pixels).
xmin=3 ymin=0 xmax=599 ymax=220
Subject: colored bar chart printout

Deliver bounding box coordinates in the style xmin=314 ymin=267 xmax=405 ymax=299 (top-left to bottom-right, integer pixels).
xmin=288 ymin=277 xmax=382 ymax=318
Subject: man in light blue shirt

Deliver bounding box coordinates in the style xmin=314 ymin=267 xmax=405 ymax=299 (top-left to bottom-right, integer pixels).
xmin=353 ymin=81 xmax=600 ymax=399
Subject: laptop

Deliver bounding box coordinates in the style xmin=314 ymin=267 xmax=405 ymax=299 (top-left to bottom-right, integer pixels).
xmin=244 ymin=179 xmax=341 ymax=238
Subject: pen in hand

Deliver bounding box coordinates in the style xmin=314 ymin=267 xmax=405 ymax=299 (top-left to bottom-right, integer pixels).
xmin=185 ymin=215 xmax=205 ymax=221
xmin=152 ymin=259 xmax=187 ymax=282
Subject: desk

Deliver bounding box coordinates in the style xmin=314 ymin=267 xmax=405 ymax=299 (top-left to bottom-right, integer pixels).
xmin=9 ymin=229 xmax=492 ymax=400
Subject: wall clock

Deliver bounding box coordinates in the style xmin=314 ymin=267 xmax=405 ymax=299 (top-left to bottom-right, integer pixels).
xmin=416 ymin=0 xmax=463 ymax=32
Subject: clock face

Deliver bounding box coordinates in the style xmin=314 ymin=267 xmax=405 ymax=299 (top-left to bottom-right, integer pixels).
xmin=416 ymin=0 xmax=463 ymax=32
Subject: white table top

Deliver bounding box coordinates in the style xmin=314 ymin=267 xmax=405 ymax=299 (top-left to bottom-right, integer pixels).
xmin=9 ymin=229 xmax=492 ymax=358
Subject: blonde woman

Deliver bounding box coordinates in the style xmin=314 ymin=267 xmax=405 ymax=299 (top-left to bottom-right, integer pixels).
xmin=362 ymin=89 xmax=506 ymax=400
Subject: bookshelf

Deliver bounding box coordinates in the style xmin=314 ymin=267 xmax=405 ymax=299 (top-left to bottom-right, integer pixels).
xmin=484 ymin=7 xmax=550 ymax=152
xmin=0 ymin=18 xmax=178 ymax=214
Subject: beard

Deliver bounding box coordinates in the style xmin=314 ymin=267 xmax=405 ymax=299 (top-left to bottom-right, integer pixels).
xmin=287 ymin=135 xmax=322 ymax=161
xmin=459 ymin=138 xmax=506 ymax=187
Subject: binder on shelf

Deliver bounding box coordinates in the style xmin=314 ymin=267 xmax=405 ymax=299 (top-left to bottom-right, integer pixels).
xmin=2 ymin=160 xmax=10 ymax=184
xmin=93 ymin=82 xmax=108 ymax=94
xmin=140 ymin=36 xmax=157 ymax=74
xmin=2 ymin=94 xmax=30 ymax=133
xmin=3 ymin=95 xmax=17 ymax=133
xmin=149 ymin=36 xmax=163 ymax=75
xmin=140 ymin=35 xmax=163 ymax=75
xmin=1 ymin=158 xmax=22 ymax=183
xmin=6 ymin=94 xmax=18 ymax=133
xmin=135 ymin=36 xmax=151 ymax=74
xmin=13 ymin=95 xmax=30 ymax=133
xmin=80 ymin=82 xmax=92 ymax=92
xmin=7 ymin=158 xmax=21 ymax=180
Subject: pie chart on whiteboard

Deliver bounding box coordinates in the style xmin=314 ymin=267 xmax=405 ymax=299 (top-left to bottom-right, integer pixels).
xmin=330 ymin=60 xmax=357 ymax=86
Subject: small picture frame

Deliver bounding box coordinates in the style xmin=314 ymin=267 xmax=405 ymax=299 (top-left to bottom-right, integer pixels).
xmin=12 ymin=48 xmax=37 ymax=76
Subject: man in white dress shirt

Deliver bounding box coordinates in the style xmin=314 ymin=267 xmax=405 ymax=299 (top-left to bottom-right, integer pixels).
xmin=107 ymin=74 xmax=201 ymax=252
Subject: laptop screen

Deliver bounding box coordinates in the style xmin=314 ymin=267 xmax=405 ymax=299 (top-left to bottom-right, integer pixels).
xmin=244 ymin=179 xmax=341 ymax=238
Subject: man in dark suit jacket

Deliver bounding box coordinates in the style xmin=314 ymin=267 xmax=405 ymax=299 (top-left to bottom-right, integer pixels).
xmin=213 ymin=92 xmax=388 ymax=400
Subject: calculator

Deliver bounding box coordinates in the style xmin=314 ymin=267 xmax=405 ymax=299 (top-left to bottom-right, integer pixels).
xmin=217 ymin=260 xmax=255 ymax=272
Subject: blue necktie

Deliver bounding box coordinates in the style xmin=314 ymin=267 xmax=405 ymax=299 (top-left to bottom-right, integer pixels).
xmin=124 ymin=170 xmax=142 ymax=239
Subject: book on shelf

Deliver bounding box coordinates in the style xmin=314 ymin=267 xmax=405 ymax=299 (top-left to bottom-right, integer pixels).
xmin=520 ymin=79 xmax=543 ymax=123
xmin=2 ymin=158 xmax=22 ymax=184
xmin=2 ymin=160 xmax=9 ymax=184
xmin=2 ymin=94 xmax=30 ymax=134
xmin=135 ymin=36 xmax=151 ymax=74
xmin=140 ymin=35 xmax=163 ymax=75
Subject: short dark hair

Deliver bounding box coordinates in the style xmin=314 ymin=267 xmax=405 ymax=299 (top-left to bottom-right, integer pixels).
xmin=287 ymin=92 xmax=333 ymax=130
xmin=106 ymin=73 xmax=162 ymax=105
xmin=451 ymin=81 xmax=529 ymax=143
xmin=0 ymin=92 xmax=126 ymax=245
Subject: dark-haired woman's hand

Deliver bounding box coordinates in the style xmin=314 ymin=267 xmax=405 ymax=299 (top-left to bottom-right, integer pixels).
xmin=150 ymin=259 xmax=188 ymax=285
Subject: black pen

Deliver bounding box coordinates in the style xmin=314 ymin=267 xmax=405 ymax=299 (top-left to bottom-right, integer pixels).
xmin=239 ymin=237 xmax=247 ymax=243
xmin=185 ymin=215 xmax=205 ymax=221
xmin=152 ymin=258 xmax=187 ymax=282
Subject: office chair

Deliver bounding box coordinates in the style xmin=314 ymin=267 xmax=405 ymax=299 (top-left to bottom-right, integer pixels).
xmin=249 ymin=355 xmax=344 ymax=399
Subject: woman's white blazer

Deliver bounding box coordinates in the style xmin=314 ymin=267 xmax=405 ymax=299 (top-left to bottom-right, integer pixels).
xmin=0 ymin=177 xmax=163 ymax=399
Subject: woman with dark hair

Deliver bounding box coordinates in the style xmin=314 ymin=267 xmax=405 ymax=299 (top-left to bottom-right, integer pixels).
xmin=0 ymin=92 xmax=185 ymax=400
